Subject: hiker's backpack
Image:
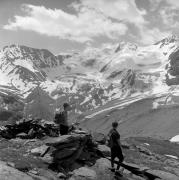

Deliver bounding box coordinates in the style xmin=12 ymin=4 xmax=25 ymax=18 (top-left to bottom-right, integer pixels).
xmin=54 ymin=112 xmax=65 ymax=125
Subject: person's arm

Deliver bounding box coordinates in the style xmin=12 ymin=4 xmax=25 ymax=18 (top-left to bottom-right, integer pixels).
xmin=117 ymin=138 xmax=122 ymax=147
xmin=116 ymin=133 xmax=122 ymax=147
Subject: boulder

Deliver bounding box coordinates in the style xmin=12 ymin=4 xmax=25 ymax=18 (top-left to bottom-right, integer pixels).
xmin=41 ymin=153 xmax=53 ymax=164
xmin=47 ymin=133 xmax=92 ymax=167
xmin=146 ymin=170 xmax=179 ymax=180
xmin=94 ymin=158 xmax=111 ymax=171
xmin=97 ymin=144 xmax=110 ymax=157
xmin=60 ymin=145 xmax=85 ymax=168
xmin=53 ymin=141 xmax=80 ymax=151
xmin=14 ymin=161 xmax=31 ymax=172
xmin=121 ymin=141 xmax=131 ymax=149
xmin=77 ymin=150 xmax=91 ymax=161
xmin=45 ymin=134 xmax=89 ymax=147
xmin=53 ymin=147 xmax=78 ymax=160
xmin=6 ymin=161 xmax=15 ymax=168
xmin=70 ymin=167 xmax=97 ymax=180
xmin=164 ymin=158 xmax=179 ymax=167
xmin=57 ymin=172 xmax=66 ymax=179
xmin=28 ymin=169 xmax=38 ymax=175
xmin=92 ymin=132 xmax=106 ymax=144
xmin=0 ymin=161 xmax=34 ymax=180
xmin=31 ymin=145 xmax=50 ymax=157
xmin=136 ymin=145 xmax=153 ymax=156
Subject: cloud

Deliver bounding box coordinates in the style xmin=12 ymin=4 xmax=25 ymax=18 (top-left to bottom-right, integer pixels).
xmin=148 ymin=0 xmax=163 ymax=11
xmin=139 ymin=27 xmax=171 ymax=45
xmin=160 ymin=7 xmax=179 ymax=28
xmin=4 ymin=4 xmax=128 ymax=43
xmin=4 ymin=0 xmax=170 ymax=46
xmin=165 ymin=0 xmax=179 ymax=8
xmin=72 ymin=0 xmax=171 ymax=45
xmin=157 ymin=0 xmax=179 ymax=30
xmin=74 ymin=0 xmax=147 ymax=25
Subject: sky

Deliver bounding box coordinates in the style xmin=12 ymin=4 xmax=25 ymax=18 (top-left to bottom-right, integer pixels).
xmin=0 ymin=0 xmax=179 ymax=54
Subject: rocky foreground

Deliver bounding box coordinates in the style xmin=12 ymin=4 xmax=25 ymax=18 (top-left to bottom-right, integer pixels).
xmin=0 ymin=121 xmax=179 ymax=180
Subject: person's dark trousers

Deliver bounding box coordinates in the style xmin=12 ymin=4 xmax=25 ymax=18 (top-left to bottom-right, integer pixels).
xmin=60 ymin=124 xmax=69 ymax=135
xmin=111 ymin=146 xmax=124 ymax=170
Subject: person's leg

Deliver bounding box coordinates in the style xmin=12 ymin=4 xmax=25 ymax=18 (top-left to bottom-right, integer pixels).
xmin=111 ymin=148 xmax=116 ymax=172
xmin=116 ymin=160 xmax=121 ymax=170
xmin=64 ymin=125 xmax=69 ymax=135
xmin=60 ymin=124 xmax=66 ymax=135
xmin=116 ymin=146 xmax=124 ymax=170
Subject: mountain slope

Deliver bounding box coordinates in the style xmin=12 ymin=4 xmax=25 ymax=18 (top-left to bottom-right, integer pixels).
xmin=81 ymin=92 xmax=179 ymax=139
xmin=1 ymin=36 xmax=179 ymax=139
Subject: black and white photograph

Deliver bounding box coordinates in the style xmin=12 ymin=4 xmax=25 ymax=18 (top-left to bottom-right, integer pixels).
xmin=0 ymin=0 xmax=179 ymax=179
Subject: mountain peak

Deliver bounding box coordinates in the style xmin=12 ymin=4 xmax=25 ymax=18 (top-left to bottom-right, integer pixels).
xmin=155 ymin=34 xmax=178 ymax=45
xmin=115 ymin=42 xmax=137 ymax=53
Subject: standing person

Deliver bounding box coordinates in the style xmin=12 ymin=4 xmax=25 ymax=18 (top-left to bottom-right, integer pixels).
xmin=108 ymin=121 xmax=124 ymax=173
xmin=55 ymin=103 xmax=71 ymax=135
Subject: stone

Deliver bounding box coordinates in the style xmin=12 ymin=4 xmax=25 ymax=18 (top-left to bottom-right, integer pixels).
xmin=136 ymin=145 xmax=153 ymax=156
xmin=0 ymin=161 xmax=8 ymax=166
xmin=38 ymin=168 xmax=59 ymax=180
xmin=31 ymin=145 xmax=50 ymax=157
xmin=92 ymin=132 xmax=106 ymax=144
xmin=14 ymin=160 xmax=31 ymax=172
xmin=57 ymin=172 xmax=66 ymax=179
xmin=121 ymin=141 xmax=131 ymax=149
xmin=97 ymin=144 xmax=111 ymax=157
xmin=54 ymin=147 xmax=78 ymax=160
xmin=71 ymin=167 xmax=97 ymax=180
xmin=28 ymin=128 xmax=35 ymax=138
xmin=73 ymin=130 xmax=87 ymax=134
xmin=28 ymin=173 xmax=48 ymax=180
xmin=6 ymin=161 xmax=15 ymax=168
xmin=146 ymin=169 xmax=179 ymax=180
xmin=139 ymin=166 xmax=150 ymax=171
xmin=16 ymin=132 xmax=29 ymax=139
xmin=164 ymin=167 xmax=179 ymax=176
xmin=0 ymin=161 xmax=34 ymax=180
xmin=60 ymin=146 xmax=85 ymax=167
xmin=123 ymin=169 xmax=132 ymax=175
xmin=173 ymin=170 xmax=179 ymax=178
xmin=94 ymin=158 xmax=111 ymax=172
xmin=77 ymin=150 xmax=91 ymax=161
xmin=70 ymin=162 xmax=82 ymax=171
xmin=54 ymin=141 xmax=80 ymax=151
xmin=164 ymin=158 xmax=179 ymax=167
xmin=28 ymin=169 xmax=38 ymax=175
xmin=41 ymin=153 xmax=53 ymax=164
xmin=45 ymin=134 xmax=88 ymax=147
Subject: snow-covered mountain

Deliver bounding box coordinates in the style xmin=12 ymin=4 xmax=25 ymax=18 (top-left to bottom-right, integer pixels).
xmin=1 ymin=35 xmax=179 ymax=135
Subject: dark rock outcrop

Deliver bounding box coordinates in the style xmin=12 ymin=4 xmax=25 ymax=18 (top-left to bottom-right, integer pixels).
xmin=0 ymin=118 xmax=59 ymax=139
xmin=45 ymin=133 xmax=95 ymax=169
